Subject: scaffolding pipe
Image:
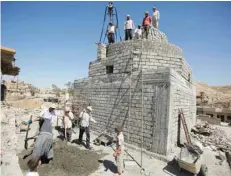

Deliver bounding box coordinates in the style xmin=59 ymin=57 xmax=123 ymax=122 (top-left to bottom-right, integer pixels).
xmin=141 ymin=39 xmax=144 ymax=168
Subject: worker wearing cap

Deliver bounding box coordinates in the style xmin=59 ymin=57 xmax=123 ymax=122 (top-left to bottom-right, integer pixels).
xmin=78 ymin=106 xmax=96 ymax=149
xmin=63 ymin=107 xmax=74 ymax=142
xmin=124 ymin=15 xmax=135 ymax=40
xmin=31 ymin=104 xmax=56 ymax=138
xmin=134 ymin=25 xmax=142 ymax=39
xmin=107 ymin=21 xmax=117 ymax=44
xmin=152 ymin=7 xmax=160 ymax=29
xmin=142 ymin=11 xmax=152 ymax=39
xmin=28 ymin=104 xmax=57 ymax=162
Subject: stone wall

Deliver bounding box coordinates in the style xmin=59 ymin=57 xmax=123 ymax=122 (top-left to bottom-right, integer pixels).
xmin=167 ymin=71 xmax=196 ymax=152
xmin=74 ymin=68 xmax=196 ymax=155
xmin=74 ymin=30 xmax=196 ymax=156
xmin=89 ymin=40 xmax=192 ymax=83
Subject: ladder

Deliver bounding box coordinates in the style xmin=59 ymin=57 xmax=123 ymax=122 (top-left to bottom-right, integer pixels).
xmin=179 ymin=109 xmax=191 ymax=145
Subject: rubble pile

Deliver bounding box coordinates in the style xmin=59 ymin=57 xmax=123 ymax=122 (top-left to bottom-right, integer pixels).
xmin=191 ymin=121 xmax=231 ymax=152
xmin=0 ymin=103 xmax=42 ymax=175
xmin=1 ymin=104 xmax=23 ymax=176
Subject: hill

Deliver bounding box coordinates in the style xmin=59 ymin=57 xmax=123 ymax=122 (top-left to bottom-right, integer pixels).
xmin=195 ymin=82 xmax=231 ymax=108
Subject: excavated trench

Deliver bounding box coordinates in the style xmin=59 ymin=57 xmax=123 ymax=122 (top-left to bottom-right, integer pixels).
xmin=18 ymin=141 xmax=100 ymax=176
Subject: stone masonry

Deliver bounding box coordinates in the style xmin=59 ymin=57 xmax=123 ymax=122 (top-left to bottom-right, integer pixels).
xmin=73 ymin=29 xmax=196 ymax=156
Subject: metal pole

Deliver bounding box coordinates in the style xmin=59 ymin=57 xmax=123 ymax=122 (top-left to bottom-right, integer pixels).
xmin=127 ymin=41 xmax=132 ymax=158
xmin=141 ymin=40 xmax=144 ymax=168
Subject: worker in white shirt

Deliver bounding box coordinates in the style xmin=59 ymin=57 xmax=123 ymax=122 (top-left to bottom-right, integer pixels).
xmin=78 ymin=106 xmax=96 ymax=149
xmin=152 ymin=7 xmax=160 ymax=29
xmin=124 ymin=15 xmax=135 ymax=40
xmin=134 ymin=25 xmax=142 ymax=39
xmin=107 ymin=21 xmax=117 ymax=44
xmin=28 ymin=104 xmax=57 ymax=162
xmin=32 ymin=104 xmax=56 ymax=140
xmin=63 ymin=107 xmax=74 ymax=142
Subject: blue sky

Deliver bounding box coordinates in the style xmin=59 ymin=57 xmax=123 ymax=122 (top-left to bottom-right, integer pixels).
xmin=1 ymin=1 xmax=231 ymax=88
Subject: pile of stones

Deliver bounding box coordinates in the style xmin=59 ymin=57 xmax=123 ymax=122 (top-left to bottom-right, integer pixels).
xmin=1 ymin=104 xmax=23 ymax=176
xmin=1 ymin=103 xmax=42 ymax=176
xmin=191 ymin=121 xmax=231 ymax=151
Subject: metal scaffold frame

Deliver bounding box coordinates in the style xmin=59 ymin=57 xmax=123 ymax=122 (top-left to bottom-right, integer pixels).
xmin=126 ymin=39 xmax=147 ymax=175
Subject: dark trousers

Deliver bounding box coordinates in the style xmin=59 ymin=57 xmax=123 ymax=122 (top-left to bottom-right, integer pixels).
xmin=125 ymin=29 xmax=132 ymax=40
xmin=65 ymin=128 xmax=72 ymax=142
xmin=1 ymin=91 xmax=6 ymax=101
xmin=142 ymin=25 xmax=150 ymax=39
xmin=79 ymin=126 xmax=90 ymax=147
xmin=108 ymin=33 xmax=115 ymax=44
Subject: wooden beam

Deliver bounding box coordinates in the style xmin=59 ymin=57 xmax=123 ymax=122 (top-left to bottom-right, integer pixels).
xmin=1 ymin=46 xmax=16 ymax=54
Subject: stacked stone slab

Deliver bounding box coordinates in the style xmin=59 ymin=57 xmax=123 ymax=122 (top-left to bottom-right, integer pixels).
xmin=74 ymin=29 xmax=196 ymax=156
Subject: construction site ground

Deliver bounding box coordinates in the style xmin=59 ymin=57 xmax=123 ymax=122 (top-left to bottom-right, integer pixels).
xmin=15 ymin=113 xmax=231 ymax=176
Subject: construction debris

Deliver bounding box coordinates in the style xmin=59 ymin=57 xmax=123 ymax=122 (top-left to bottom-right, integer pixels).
xmin=191 ymin=121 xmax=231 ymax=152
xmin=192 ymin=122 xmax=212 ymax=136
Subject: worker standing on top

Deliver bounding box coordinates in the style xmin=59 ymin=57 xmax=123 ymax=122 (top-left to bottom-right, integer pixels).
xmin=134 ymin=25 xmax=142 ymax=39
xmin=63 ymin=107 xmax=74 ymax=142
xmin=78 ymin=106 xmax=96 ymax=149
xmin=107 ymin=21 xmax=117 ymax=44
xmin=124 ymin=15 xmax=135 ymax=40
xmin=152 ymin=7 xmax=160 ymax=29
xmin=113 ymin=126 xmax=125 ymax=176
xmin=142 ymin=11 xmax=152 ymax=39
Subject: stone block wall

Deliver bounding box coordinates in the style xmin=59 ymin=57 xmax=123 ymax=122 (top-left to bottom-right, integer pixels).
xmin=89 ymin=40 xmax=192 ymax=83
xmin=75 ymin=32 xmax=196 ymax=156
xmin=167 ymin=70 xmax=196 ymax=153
xmin=74 ymin=68 xmax=196 ymax=155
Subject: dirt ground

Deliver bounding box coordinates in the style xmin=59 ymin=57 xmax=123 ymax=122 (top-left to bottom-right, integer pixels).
xmin=8 ymin=98 xmax=42 ymax=109
xmin=18 ymin=140 xmax=100 ymax=176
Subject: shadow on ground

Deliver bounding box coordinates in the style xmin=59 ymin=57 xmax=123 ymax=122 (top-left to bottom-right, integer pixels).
xmin=98 ymin=159 xmax=117 ymax=173
xmin=162 ymin=159 xmax=195 ymax=176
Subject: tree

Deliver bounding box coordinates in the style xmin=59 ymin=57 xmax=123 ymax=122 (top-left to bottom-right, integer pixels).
xmin=52 ymin=84 xmax=60 ymax=91
xmin=65 ymin=82 xmax=72 ymax=90
xmin=51 ymin=84 xmax=61 ymax=97
xmin=65 ymin=81 xmax=74 ymax=96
